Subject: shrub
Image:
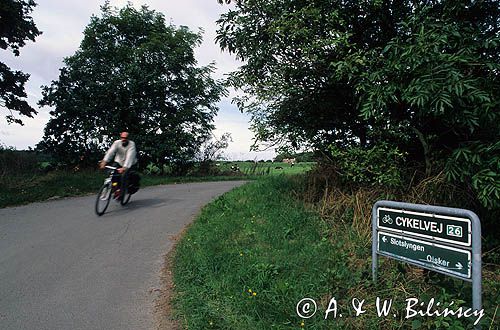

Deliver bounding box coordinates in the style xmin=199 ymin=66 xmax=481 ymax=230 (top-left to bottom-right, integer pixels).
xmin=328 ymin=143 xmax=406 ymax=189
xmin=446 ymin=141 xmax=500 ymax=209
xmin=0 ymin=148 xmax=40 ymax=176
xmin=38 ymin=161 xmax=55 ymax=172
xmin=144 ymin=162 xmax=161 ymax=175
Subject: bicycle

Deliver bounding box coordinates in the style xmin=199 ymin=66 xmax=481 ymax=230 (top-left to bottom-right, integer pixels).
xmin=95 ymin=165 xmax=132 ymax=216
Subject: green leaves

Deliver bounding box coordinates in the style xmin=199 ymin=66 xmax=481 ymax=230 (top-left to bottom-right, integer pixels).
xmin=328 ymin=143 xmax=406 ymax=189
xmin=0 ymin=0 xmax=40 ymax=55
xmin=0 ymin=0 xmax=41 ymax=125
xmin=216 ymin=0 xmax=369 ymax=151
xmin=38 ymin=3 xmax=224 ymax=167
xmin=217 ymin=0 xmax=499 ymax=207
xmin=446 ymin=141 xmax=500 ymax=209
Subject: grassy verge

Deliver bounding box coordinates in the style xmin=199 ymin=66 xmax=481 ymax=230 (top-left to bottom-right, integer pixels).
xmin=172 ymin=176 xmax=334 ymax=329
xmin=0 ymin=170 xmax=250 ymax=208
xmin=0 ymin=171 xmax=103 ymax=207
xmin=0 ymin=162 xmax=313 ymax=208
xmin=171 ymin=175 xmax=498 ymax=329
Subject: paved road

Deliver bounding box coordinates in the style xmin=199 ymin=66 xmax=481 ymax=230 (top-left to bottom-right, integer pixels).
xmin=0 ymin=181 xmax=246 ymax=330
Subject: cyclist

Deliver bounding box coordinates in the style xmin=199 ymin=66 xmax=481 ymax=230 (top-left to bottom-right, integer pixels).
xmin=99 ymin=131 xmax=138 ymax=198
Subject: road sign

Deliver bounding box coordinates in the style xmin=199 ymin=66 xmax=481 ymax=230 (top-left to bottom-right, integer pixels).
xmin=372 ymin=200 xmax=482 ymax=325
xmin=377 ymin=207 xmax=471 ymax=246
xmin=377 ymin=231 xmax=471 ymax=279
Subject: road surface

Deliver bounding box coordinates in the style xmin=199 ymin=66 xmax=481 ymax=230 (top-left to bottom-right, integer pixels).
xmin=0 ymin=181 xmax=246 ymax=330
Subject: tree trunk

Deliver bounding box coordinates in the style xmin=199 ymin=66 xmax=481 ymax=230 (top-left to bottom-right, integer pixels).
xmin=411 ymin=127 xmax=432 ymax=177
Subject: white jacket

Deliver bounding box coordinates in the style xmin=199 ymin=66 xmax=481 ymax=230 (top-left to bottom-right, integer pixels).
xmin=103 ymin=140 xmax=138 ymax=169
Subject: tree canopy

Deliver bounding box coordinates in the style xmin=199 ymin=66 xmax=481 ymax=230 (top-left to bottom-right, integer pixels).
xmin=38 ymin=3 xmax=225 ymax=168
xmin=0 ymin=0 xmax=41 ymax=125
xmin=216 ymin=0 xmax=499 ymax=208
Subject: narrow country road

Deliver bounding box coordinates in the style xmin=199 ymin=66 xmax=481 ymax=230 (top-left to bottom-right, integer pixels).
xmin=0 ymin=181 xmax=246 ymax=330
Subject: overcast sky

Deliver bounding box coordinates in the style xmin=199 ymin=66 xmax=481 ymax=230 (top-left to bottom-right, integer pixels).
xmin=0 ymin=0 xmax=276 ymax=160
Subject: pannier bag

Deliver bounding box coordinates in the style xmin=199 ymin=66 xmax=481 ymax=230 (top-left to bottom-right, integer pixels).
xmin=128 ymin=172 xmax=141 ymax=194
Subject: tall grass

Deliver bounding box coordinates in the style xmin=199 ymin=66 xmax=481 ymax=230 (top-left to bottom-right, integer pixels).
xmin=299 ymin=167 xmax=499 ymax=329
xmin=171 ymin=173 xmax=498 ymax=329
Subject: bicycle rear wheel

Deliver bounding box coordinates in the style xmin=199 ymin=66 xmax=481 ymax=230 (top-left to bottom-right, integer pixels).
xmin=95 ymin=183 xmax=112 ymax=216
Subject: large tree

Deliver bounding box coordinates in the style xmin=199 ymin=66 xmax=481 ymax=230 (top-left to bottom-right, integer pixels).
xmin=0 ymin=0 xmax=41 ymax=125
xmin=217 ymin=0 xmax=499 ymax=207
xmin=216 ymin=0 xmax=410 ymax=150
xmin=38 ymin=3 xmax=225 ymax=167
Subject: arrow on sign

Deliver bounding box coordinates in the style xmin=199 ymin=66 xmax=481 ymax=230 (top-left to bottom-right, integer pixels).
xmin=448 ymin=262 xmax=464 ymax=271
xmin=446 ymin=262 xmax=464 ymax=271
xmin=382 ymin=236 xmax=387 ymax=243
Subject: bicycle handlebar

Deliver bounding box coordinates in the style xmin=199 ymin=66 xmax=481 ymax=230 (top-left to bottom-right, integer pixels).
xmin=105 ymin=165 xmax=118 ymax=170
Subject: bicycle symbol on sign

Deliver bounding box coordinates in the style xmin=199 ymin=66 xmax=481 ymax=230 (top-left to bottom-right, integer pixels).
xmin=382 ymin=214 xmax=393 ymax=225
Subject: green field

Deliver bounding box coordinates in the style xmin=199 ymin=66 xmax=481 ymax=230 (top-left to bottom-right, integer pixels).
xmin=216 ymin=161 xmax=314 ymax=176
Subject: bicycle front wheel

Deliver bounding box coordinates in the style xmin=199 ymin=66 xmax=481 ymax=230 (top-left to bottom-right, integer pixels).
xmin=95 ymin=183 xmax=112 ymax=216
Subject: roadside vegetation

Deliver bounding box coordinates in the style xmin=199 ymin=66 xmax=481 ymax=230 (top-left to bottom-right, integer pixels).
xmin=166 ymin=2 xmax=500 ymax=326
xmin=3 ymin=1 xmax=499 ymax=328
xmin=172 ymin=174 xmax=499 ymax=329
xmin=0 ymin=147 xmax=312 ymax=208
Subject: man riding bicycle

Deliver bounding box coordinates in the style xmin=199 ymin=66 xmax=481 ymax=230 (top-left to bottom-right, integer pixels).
xmin=99 ymin=132 xmax=138 ymax=198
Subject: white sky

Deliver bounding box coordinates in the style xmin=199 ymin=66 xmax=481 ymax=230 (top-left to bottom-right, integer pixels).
xmin=0 ymin=0 xmax=276 ymax=160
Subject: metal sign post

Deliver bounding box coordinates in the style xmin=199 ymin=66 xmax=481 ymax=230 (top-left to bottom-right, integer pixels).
xmin=372 ymin=200 xmax=482 ymax=325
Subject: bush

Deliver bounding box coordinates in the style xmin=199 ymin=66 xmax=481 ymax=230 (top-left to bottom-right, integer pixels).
xmin=446 ymin=141 xmax=500 ymax=209
xmin=188 ymin=161 xmax=223 ymax=176
xmin=328 ymin=143 xmax=406 ymax=189
xmin=144 ymin=162 xmax=162 ymax=175
xmin=0 ymin=147 xmax=40 ymax=176
xmin=38 ymin=161 xmax=55 ymax=172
